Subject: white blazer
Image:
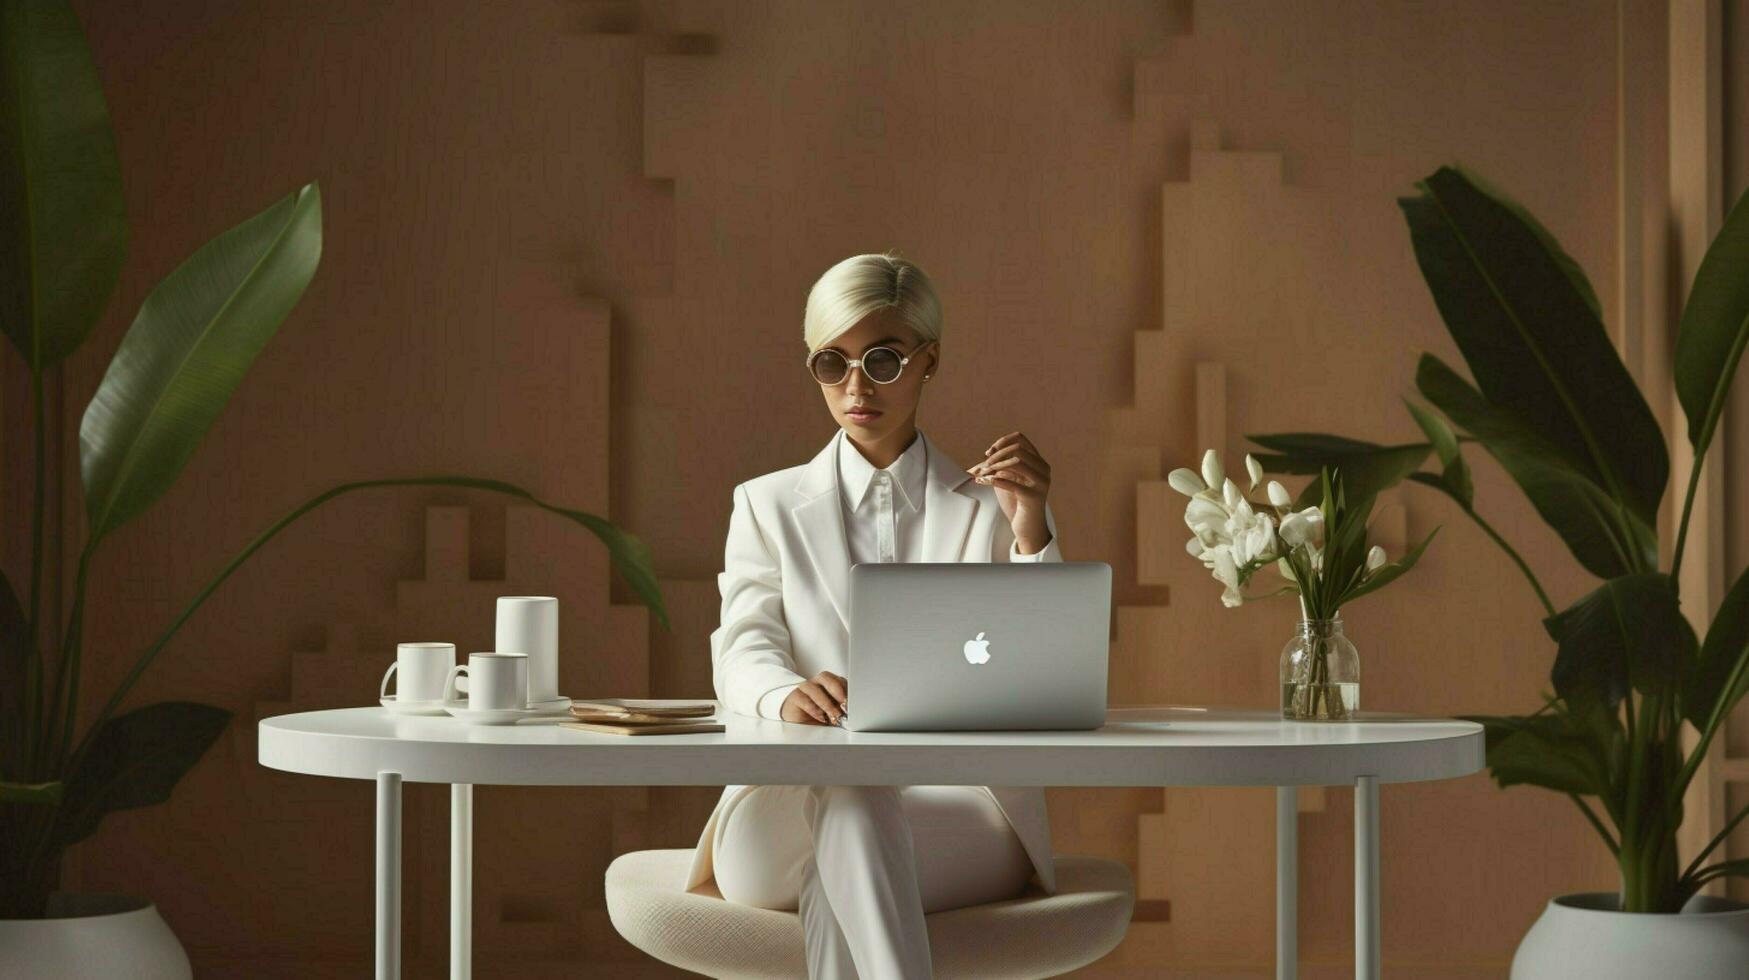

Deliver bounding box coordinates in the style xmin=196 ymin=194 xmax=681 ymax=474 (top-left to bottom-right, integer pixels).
xmin=685 ymin=428 xmax=1064 ymax=895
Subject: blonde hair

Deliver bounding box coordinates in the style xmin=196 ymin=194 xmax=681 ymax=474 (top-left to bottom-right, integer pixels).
xmin=803 ymin=251 xmax=943 ymax=352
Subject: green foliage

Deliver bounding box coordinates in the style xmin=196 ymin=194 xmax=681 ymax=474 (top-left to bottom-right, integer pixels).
xmin=0 ymin=0 xmax=127 ymax=370
xmin=80 ymin=185 xmax=321 ymax=547
xmin=1543 ymin=574 xmax=1694 ymax=712
xmin=1252 ymin=166 xmax=1749 ymax=912
xmin=52 ymin=702 xmax=230 ymax=848
xmin=1248 ymin=433 xmax=1430 ymax=508
xmin=1397 ymin=166 xmax=1667 ymax=527
xmin=1416 ymin=353 xmax=1656 ymax=578
xmin=1682 ymin=566 xmax=1749 ymax=732
xmin=1672 ymin=186 xmax=1749 ymax=459
xmin=1404 ymin=399 xmax=1472 ymax=507
xmin=1469 ymin=708 xmax=1612 ymax=798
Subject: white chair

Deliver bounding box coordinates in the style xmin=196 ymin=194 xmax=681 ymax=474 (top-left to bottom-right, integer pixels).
xmin=604 ymin=848 xmax=1134 ymax=979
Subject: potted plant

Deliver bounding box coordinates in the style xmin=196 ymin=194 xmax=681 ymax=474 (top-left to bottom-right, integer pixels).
xmin=0 ymin=3 xmax=667 ymax=974
xmin=1165 ymin=452 xmax=1436 ymax=719
xmin=1250 ymin=165 xmax=1749 ymax=976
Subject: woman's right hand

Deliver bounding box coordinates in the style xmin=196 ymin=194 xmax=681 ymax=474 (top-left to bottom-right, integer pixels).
xmin=781 ymin=670 xmax=848 ymax=725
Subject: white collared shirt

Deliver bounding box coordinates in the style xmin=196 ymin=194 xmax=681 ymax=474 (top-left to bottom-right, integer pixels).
xmin=756 ymin=428 xmax=1048 ymax=719
xmin=837 ymin=427 xmax=930 ymax=566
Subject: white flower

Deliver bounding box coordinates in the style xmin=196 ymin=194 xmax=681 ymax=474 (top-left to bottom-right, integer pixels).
xmin=1210 ymin=548 xmax=1243 ymax=607
xmin=1185 ymin=496 xmax=1229 ymax=542
xmin=1245 ymin=454 xmax=1263 ymax=490
xmin=1267 ymin=480 xmax=1292 ymax=509
xmin=1185 ymin=536 xmax=1206 ymax=557
xmin=1168 ymin=468 xmax=1207 ymax=496
xmin=1201 ymin=449 xmax=1224 ymax=491
xmin=1222 ymin=478 xmax=1242 ymax=511
xmin=1366 ymin=545 xmax=1387 ymax=572
xmin=1279 ymin=507 xmax=1325 ymax=548
xmin=1233 ymin=513 xmax=1276 ymax=566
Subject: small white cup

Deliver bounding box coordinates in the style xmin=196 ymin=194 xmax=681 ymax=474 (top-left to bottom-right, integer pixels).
xmin=445 ymin=653 xmax=529 ymax=712
xmin=380 ymin=642 xmax=456 ymax=703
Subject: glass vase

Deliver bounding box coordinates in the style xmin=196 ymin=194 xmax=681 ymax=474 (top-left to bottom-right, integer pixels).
xmin=1280 ymin=616 xmax=1359 ymax=721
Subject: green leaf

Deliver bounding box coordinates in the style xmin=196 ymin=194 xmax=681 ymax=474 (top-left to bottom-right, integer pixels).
xmin=1 ymin=567 xmax=28 ymax=773
xmin=79 ymin=183 xmax=322 ymax=545
xmin=1248 ymin=432 xmax=1430 ymax=506
xmin=1693 ymin=857 xmax=1749 ymax=885
xmin=0 ymin=780 xmax=61 ymax=804
xmin=1341 ymin=526 xmax=1438 ymax=607
xmin=1418 ymin=354 xmax=1654 ymax=578
xmin=1399 ymin=166 xmax=1667 ymax=526
xmin=53 ymin=701 xmax=229 ymax=848
xmin=1403 ymin=400 xmax=1472 ymax=507
xmin=1543 ymin=573 xmax=1695 ymax=714
xmin=1682 ymin=563 xmax=1749 ymax=730
xmin=0 ymin=0 xmax=128 ymax=369
xmin=0 ymin=563 xmax=25 ymax=672
xmin=1673 ymin=186 xmax=1749 ymax=460
xmin=1459 ymin=167 xmax=1604 ymax=320
xmin=1465 ymin=712 xmax=1609 ymax=797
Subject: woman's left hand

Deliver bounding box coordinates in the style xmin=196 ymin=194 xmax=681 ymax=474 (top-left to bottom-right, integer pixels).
xmin=968 ymin=431 xmax=1052 ymax=554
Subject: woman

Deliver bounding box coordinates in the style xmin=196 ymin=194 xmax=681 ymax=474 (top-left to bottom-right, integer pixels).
xmin=683 ymin=252 xmax=1063 ymax=979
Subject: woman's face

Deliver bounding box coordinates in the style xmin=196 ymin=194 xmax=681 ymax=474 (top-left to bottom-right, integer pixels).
xmin=812 ymin=311 xmax=938 ymax=445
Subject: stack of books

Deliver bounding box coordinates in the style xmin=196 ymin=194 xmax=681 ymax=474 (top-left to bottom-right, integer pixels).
xmin=559 ymin=698 xmax=723 ymax=736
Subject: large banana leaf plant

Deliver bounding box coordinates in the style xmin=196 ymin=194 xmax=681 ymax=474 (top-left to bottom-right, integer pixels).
xmin=1251 ymin=165 xmax=1749 ymax=913
xmin=0 ymin=0 xmax=667 ymax=919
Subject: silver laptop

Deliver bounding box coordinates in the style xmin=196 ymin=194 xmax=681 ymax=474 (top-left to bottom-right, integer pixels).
xmin=843 ymin=561 xmax=1111 ymax=732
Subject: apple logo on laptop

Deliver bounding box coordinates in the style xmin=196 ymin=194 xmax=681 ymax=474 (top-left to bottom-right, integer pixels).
xmin=963 ymin=631 xmax=992 ymax=665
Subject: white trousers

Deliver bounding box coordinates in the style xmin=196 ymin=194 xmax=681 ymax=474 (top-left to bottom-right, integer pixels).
xmin=710 ymin=784 xmax=1034 ymax=979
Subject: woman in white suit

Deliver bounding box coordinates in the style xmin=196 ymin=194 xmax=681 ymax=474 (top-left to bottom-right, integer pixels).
xmin=684 ymin=252 xmax=1063 ymax=978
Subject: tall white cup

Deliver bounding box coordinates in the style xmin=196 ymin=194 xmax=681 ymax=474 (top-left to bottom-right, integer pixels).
xmin=380 ymin=642 xmax=456 ymax=703
xmin=496 ymin=596 xmax=558 ymax=703
xmin=444 ymin=653 xmax=528 ymax=711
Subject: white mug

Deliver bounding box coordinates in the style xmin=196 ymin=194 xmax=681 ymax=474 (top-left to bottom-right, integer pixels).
xmin=496 ymin=596 xmax=558 ymax=703
xmin=380 ymin=642 xmax=456 ymax=703
xmin=445 ymin=653 xmax=528 ymax=711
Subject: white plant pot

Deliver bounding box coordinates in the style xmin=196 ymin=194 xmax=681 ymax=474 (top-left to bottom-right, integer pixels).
xmin=1512 ymin=891 xmax=1749 ymax=979
xmin=0 ymin=894 xmax=191 ymax=979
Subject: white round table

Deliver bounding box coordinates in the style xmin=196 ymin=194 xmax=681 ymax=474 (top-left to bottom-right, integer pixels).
xmin=259 ymin=703 xmax=1484 ymax=979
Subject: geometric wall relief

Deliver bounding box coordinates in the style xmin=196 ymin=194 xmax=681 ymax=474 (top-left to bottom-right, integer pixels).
xmin=581 ymin=5 xmax=723 ymax=298
xmin=1098 ymin=119 xmax=1414 ymax=963
xmin=231 ymin=502 xmax=658 ymax=969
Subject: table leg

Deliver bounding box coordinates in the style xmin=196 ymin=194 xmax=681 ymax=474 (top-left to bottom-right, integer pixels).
xmin=1276 ymin=786 xmax=1297 ymax=980
xmin=451 ymin=784 xmax=473 ymax=979
xmin=376 ymin=771 xmax=402 ymax=980
xmin=1355 ymin=775 xmax=1380 ymax=980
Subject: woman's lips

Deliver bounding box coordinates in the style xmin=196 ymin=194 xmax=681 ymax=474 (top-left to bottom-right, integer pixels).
xmin=845 ymin=407 xmax=883 ymax=423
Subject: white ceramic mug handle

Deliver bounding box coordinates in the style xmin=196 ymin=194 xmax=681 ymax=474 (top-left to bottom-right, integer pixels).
xmin=444 ymin=665 xmax=469 ymax=703
xmin=380 ymin=662 xmax=398 ymax=700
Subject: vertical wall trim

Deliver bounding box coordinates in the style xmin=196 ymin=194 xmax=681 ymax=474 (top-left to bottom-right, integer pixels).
xmin=1669 ymin=0 xmax=1729 ymax=889
xmin=1617 ymin=0 xmax=1646 ymax=380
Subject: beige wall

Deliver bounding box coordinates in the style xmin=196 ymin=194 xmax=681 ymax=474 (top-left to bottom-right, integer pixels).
xmin=6 ymin=0 xmax=1737 ymax=975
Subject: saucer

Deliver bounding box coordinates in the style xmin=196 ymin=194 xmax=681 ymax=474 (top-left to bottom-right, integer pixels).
xmin=441 ymin=699 xmax=547 ymax=726
xmin=380 ymin=695 xmax=449 ymax=716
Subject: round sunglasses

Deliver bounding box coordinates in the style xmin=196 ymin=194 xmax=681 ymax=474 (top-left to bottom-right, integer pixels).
xmin=806 ymin=340 xmax=935 ymax=386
